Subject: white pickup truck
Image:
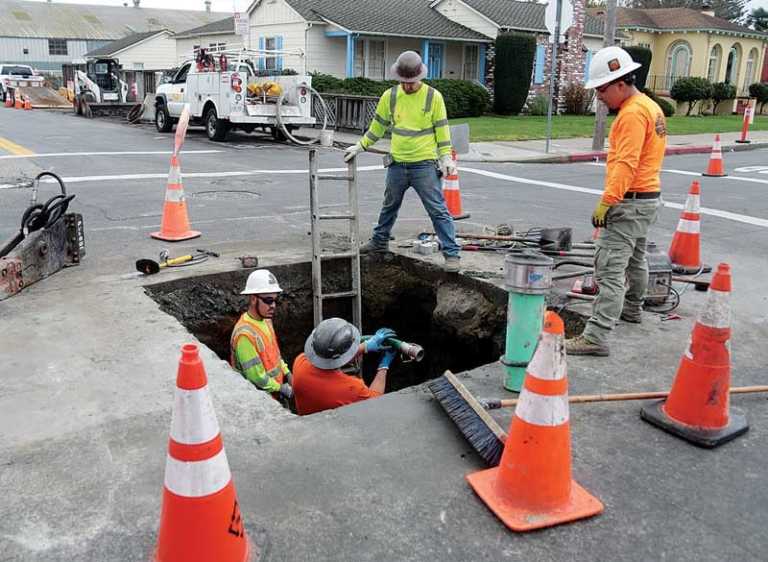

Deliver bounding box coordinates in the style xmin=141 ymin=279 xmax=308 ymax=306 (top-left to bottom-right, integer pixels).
xmin=155 ymin=48 xmax=315 ymax=142
xmin=0 ymin=64 xmax=44 ymax=103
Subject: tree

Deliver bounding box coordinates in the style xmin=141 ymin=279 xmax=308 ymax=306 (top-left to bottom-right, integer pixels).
xmin=711 ymin=82 xmax=736 ymax=113
xmin=624 ymin=46 xmax=652 ymax=90
xmin=670 ymin=76 xmax=713 ymax=115
xmin=748 ymin=7 xmax=768 ymax=31
xmin=749 ymin=82 xmax=768 ymax=113
xmin=625 ymin=0 xmax=747 ymax=23
xmin=493 ymin=32 xmax=537 ymax=115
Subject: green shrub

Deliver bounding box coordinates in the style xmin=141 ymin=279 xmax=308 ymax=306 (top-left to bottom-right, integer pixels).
xmin=642 ymin=88 xmax=675 ymax=117
xmin=494 ymin=32 xmax=537 ymax=115
xmin=624 ymin=46 xmax=652 ymax=91
xmin=748 ymin=82 xmax=768 ymax=112
xmin=562 ymin=82 xmax=591 ymax=115
xmin=309 ymin=72 xmax=488 ymax=118
xmin=424 ymin=78 xmax=490 ymax=117
xmin=527 ymin=94 xmax=549 ymax=116
xmin=670 ymin=77 xmax=713 ymax=116
xmin=711 ymin=82 xmax=736 ymax=113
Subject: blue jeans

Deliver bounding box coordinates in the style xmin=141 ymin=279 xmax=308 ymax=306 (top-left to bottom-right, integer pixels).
xmin=371 ymin=160 xmax=460 ymax=258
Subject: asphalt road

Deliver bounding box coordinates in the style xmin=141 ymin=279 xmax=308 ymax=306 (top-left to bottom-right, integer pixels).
xmin=2 ymin=107 xmax=768 ymax=561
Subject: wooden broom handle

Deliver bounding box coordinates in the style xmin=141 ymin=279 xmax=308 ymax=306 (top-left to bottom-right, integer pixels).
xmin=494 ymin=385 xmax=768 ymax=408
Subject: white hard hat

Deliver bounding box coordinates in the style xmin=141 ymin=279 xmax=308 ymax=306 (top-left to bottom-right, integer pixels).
xmin=585 ymin=46 xmax=642 ymax=90
xmin=241 ymin=269 xmax=283 ymax=295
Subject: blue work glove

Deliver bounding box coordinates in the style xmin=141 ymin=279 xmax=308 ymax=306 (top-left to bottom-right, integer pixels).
xmin=378 ymin=349 xmax=397 ymax=370
xmin=365 ymin=328 xmax=397 ymax=353
xmin=279 ymin=383 xmax=293 ymax=400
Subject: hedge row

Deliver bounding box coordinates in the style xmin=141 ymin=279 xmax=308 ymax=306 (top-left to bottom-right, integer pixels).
xmin=310 ymin=73 xmax=489 ymax=118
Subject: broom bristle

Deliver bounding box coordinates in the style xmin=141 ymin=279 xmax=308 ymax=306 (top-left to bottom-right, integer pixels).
xmin=427 ymin=372 xmax=507 ymax=467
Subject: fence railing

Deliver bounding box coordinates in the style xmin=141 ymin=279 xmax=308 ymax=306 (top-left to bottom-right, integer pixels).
xmin=646 ymin=74 xmax=685 ymax=93
xmin=311 ymin=93 xmax=379 ymax=132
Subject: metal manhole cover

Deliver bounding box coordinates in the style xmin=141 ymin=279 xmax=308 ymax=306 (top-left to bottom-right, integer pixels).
xmin=189 ymin=190 xmax=261 ymax=201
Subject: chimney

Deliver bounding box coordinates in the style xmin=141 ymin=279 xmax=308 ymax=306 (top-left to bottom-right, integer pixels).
xmin=204 ymin=0 xmax=211 ymax=12
xmin=701 ymin=3 xmax=715 ymax=17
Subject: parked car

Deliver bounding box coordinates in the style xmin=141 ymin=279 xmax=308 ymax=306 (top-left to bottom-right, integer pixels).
xmin=0 ymin=64 xmax=44 ymax=102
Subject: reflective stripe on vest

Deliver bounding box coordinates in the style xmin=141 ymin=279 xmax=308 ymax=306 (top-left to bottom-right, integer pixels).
xmin=388 ymin=85 xmax=437 ymax=139
xmin=230 ymin=314 xmax=282 ymax=379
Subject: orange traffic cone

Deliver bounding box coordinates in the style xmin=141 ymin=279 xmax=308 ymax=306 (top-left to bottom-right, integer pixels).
xmin=4 ymin=95 xmax=12 ymax=108
xmin=641 ymin=263 xmax=748 ymax=447
xmin=466 ymin=311 xmax=603 ymax=531
xmin=668 ymin=180 xmax=704 ymax=273
xmin=150 ymin=154 xmax=200 ymax=241
xmin=14 ymin=95 xmax=22 ymax=109
xmin=442 ymin=149 xmax=469 ymax=220
xmin=155 ymin=344 xmax=253 ymax=562
xmin=23 ymin=96 xmax=31 ymax=110
xmin=702 ymin=134 xmax=727 ymax=177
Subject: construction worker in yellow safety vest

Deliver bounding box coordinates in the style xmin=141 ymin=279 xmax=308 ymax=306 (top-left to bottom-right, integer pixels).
xmin=230 ymin=269 xmax=293 ymax=404
xmin=344 ymin=50 xmax=461 ymax=273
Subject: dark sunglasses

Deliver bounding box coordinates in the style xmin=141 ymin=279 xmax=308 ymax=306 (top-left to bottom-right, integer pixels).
xmin=257 ymin=296 xmax=280 ymax=305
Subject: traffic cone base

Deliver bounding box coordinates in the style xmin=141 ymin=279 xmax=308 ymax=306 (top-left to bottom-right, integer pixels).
xmin=466 ymin=468 xmax=603 ymax=531
xmin=640 ymin=400 xmax=748 ymax=448
xmin=150 ymin=224 xmax=201 ymax=241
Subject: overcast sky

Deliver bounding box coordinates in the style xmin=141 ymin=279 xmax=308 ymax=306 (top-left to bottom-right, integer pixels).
xmin=23 ymin=0 xmax=768 ymax=16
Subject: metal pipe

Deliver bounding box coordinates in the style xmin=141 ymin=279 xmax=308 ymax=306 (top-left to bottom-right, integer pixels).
xmin=553 ymin=269 xmax=594 ymax=281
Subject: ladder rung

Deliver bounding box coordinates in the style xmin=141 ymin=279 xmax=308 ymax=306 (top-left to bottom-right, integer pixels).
xmin=319 ymin=213 xmax=355 ymax=220
xmin=320 ymin=290 xmax=358 ymax=300
xmin=318 ymin=174 xmax=353 ymax=181
xmin=320 ymin=251 xmax=357 ymax=260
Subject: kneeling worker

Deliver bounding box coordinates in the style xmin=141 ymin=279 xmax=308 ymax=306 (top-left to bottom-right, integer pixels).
xmin=230 ymin=269 xmax=293 ymax=403
xmin=292 ymin=318 xmax=396 ymax=415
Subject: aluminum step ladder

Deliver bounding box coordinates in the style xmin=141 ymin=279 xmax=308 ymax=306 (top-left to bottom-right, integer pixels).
xmin=308 ymin=148 xmax=362 ymax=330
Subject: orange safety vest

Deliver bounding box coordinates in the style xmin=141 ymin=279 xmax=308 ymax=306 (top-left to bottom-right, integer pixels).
xmin=229 ymin=313 xmax=284 ymax=386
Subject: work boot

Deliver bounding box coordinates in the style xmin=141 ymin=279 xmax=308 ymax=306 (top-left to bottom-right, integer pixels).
xmin=565 ymin=335 xmax=610 ymax=357
xmin=620 ymin=308 xmax=642 ymax=324
xmin=444 ymin=256 xmax=460 ymax=273
xmin=360 ymin=240 xmax=389 ymax=254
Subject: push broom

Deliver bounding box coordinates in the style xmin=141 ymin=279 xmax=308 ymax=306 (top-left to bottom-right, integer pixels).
xmin=428 ymin=371 xmax=768 ymax=467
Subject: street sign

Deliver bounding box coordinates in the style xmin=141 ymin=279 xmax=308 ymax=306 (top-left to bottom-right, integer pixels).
xmin=544 ymin=0 xmax=573 ymax=43
xmin=234 ymin=12 xmax=249 ymax=37
xmin=450 ymin=123 xmax=470 ymax=155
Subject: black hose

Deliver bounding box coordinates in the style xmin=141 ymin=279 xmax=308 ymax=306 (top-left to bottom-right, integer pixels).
xmin=0 ymin=172 xmax=74 ymax=258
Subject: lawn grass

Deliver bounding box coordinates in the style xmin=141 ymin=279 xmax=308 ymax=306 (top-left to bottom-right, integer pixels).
xmin=449 ymin=113 xmax=768 ymax=142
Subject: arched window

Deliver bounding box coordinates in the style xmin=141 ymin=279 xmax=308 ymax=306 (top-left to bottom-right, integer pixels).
xmin=744 ymin=48 xmax=759 ymax=90
xmin=725 ymin=43 xmax=741 ymax=85
xmin=666 ymin=41 xmax=692 ymax=88
xmin=707 ymin=45 xmax=722 ymax=82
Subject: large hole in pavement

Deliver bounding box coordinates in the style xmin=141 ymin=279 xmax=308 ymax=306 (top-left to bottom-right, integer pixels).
xmin=145 ymin=254 xmax=583 ymax=392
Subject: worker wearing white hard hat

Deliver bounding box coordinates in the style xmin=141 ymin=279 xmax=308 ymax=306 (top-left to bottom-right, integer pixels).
xmin=567 ymin=46 xmax=667 ymax=357
xmin=230 ymin=269 xmax=293 ymax=405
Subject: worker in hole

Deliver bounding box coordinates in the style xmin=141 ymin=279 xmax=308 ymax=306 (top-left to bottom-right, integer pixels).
xmin=344 ymin=50 xmax=461 ymax=273
xmin=566 ymin=46 xmax=666 ymax=357
xmin=230 ymin=269 xmax=293 ymax=406
xmin=291 ymin=318 xmax=397 ymax=415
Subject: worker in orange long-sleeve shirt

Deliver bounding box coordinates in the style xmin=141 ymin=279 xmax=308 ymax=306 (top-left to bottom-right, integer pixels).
xmin=567 ymin=46 xmax=667 ymax=357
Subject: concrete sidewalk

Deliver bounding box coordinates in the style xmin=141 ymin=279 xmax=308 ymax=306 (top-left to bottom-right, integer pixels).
xmin=320 ymin=128 xmax=768 ymax=163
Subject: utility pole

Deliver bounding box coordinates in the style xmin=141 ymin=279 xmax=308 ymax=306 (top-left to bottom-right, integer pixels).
xmin=591 ymin=0 xmax=617 ymax=151
xmin=544 ymin=0 xmax=563 ymax=154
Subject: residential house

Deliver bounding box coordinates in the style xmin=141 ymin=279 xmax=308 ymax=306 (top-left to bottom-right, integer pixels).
xmin=592 ymin=6 xmax=768 ymax=100
xmin=245 ymin=0 xmax=611 ymax=108
xmin=0 ymin=0 xmax=226 ymax=76
xmin=245 ymin=0 xmax=491 ymax=82
xmin=175 ymin=16 xmax=240 ymax=63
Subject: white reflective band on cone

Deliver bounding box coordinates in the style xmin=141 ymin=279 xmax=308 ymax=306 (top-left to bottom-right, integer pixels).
xmin=171 ymin=387 xmax=221 ymax=445
xmin=164 ymin=449 xmax=231 ymax=498
xmin=698 ymin=289 xmax=731 ymax=329
xmin=684 ymin=195 xmax=700 ymax=213
xmin=165 ymin=188 xmax=185 ymax=202
xmin=525 ymin=332 xmax=566 ymax=381
xmin=515 ymin=388 xmax=569 ymax=426
xmin=676 ymin=219 xmax=700 ymax=233
xmin=711 ymin=151 xmax=722 ymax=159
xmin=443 ymin=179 xmax=459 ymax=189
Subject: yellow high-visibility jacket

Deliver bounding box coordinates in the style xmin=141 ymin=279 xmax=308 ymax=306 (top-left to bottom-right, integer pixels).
xmin=360 ymin=84 xmax=452 ymax=162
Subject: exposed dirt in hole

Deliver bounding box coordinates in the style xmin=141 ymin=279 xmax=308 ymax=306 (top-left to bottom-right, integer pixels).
xmin=145 ymin=254 xmax=583 ymax=392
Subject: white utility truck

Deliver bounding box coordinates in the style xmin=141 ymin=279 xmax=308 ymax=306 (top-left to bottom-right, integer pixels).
xmin=0 ymin=64 xmax=44 ymax=103
xmin=155 ymin=48 xmax=316 ymax=142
